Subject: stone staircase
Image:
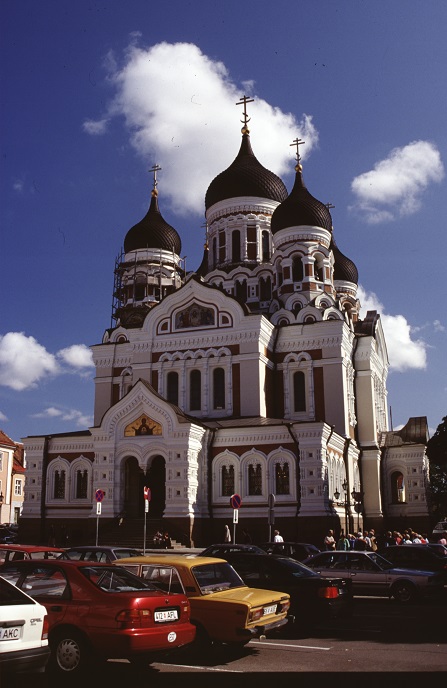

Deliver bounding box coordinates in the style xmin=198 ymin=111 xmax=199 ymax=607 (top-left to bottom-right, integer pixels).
xmin=98 ymin=518 xmax=188 ymax=550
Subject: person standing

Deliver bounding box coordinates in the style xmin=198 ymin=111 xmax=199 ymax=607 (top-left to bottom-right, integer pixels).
xmin=224 ymin=524 xmax=231 ymax=543
xmin=324 ymin=529 xmax=336 ymax=551
xmin=336 ymin=531 xmax=350 ymax=550
xmin=273 ymin=529 xmax=284 ymax=543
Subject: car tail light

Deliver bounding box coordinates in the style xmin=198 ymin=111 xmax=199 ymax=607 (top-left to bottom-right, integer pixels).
xmin=280 ymin=599 xmax=290 ymax=613
xmin=318 ymin=586 xmax=339 ymax=599
xmin=249 ymin=608 xmax=263 ymax=622
xmin=115 ymin=608 xmax=152 ymax=628
xmin=42 ymin=615 xmax=49 ymax=641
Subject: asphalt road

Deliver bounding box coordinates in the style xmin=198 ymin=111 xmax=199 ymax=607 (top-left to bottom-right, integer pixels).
xmin=8 ymin=594 xmax=447 ymax=688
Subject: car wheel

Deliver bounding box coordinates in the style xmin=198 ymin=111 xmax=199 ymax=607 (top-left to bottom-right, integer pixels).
xmin=391 ymin=581 xmax=417 ymax=604
xmin=192 ymin=622 xmax=213 ymax=651
xmin=50 ymin=629 xmax=91 ymax=675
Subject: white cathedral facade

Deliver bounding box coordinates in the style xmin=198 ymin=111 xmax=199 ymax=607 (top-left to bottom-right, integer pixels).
xmin=21 ymin=107 xmax=430 ymax=546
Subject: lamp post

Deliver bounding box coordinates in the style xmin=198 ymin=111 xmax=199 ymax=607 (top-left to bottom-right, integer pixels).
xmin=334 ymin=480 xmax=349 ymax=535
xmin=351 ymin=489 xmax=364 ymax=532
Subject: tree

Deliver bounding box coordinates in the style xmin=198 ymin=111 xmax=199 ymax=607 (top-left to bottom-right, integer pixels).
xmin=426 ymin=416 xmax=447 ymax=520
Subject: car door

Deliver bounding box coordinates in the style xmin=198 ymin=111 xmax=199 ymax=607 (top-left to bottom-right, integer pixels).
xmin=6 ymin=563 xmax=70 ymax=628
xmin=348 ymin=554 xmax=388 ymax=595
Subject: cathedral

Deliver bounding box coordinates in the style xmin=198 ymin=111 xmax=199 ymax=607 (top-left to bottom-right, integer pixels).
xmin=20 ymin=101 xmax=430 ymax=546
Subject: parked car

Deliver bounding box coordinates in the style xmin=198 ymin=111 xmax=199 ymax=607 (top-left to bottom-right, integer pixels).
xmin=303 ymin=550 xmax=444 ymax=603
xmin=0 ymin=575 xmax=50 ymax=675
xmin=376 ymin=544 xmax=447 ymax=582
xmin=200 ymin=543 xmax=266 ymax=556
xmin=259 ymin=542 xmax=321 ymax=562
xmin=114 ymin=554 xmax=290 ymax=647
xmin=0 ymin=526 xmax=18 ymax=544
xmin=432 ymin=520 xmax=447 ymax=537
xmin=0 ymin=544 xmax=66 ymax=563
xmin=208 ymin=551 xmax=352 ymax=629
xmin=61 ymin=545 xmax=143 ymax=563
xmin=0 ymin=559 xmax=195 ymax=675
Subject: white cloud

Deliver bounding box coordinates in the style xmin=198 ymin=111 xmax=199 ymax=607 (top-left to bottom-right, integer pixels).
xmin=82 ymin=118 xmax=108 ymax=135
xmin=0 ymin=410 xmax=8 ymax=422
xmin=57 ymin=344 xmax=94 ymax=369
xmin=434 ymin=320 xmax=445 ymax=333
xmin=0 ymin=333 xmax=94 ymax=391
xmin=13 ymin=179 xmax=24 ymax=193
xmin=357 ymin=286 xmax=427 ymax=371
xmin=351 ymin=141 xmax=444 ymax=223
xmin=85 ymin=41 xmax=319 ymax=215
xmin=0 ymin=332 xmax=60 ymax=391
xmin=32 ymin=406 xmax=93 ymax=428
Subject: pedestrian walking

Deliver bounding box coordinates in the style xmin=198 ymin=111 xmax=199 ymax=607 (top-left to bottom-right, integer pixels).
xmin=224 ymin=524 xmax=231 ymax=543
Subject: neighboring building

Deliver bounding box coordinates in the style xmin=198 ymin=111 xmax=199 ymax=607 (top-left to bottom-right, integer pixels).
xmin=0 ymin=430 xmax=25 ymax=525
xmin=20 ymin=106 xmax=430 ymax=546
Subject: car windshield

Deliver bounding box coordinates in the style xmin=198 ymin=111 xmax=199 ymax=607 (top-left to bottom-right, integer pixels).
xmin=274 ymin=557 xmax=319 ymax=578
xmin=80 ymin=566 xmax=159 ymax=592
xmin=192 ymin=562 xmax=246 ymax=594
xmin=367 ymin=553 xmax=395 ymax=570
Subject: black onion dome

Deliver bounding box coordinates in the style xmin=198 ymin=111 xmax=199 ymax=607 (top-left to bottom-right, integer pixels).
xmin=331 ymin=238 xmax=358 ymax=284
xmin=271 ymin=166 xmax=333 ymax=234
xmin=124 ymin=192 xmax=181 ymax=254
xmin=205 ymin=132 xmax=288 ymax=210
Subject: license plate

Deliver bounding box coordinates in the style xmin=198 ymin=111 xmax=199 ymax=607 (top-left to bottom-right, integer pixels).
xmin=0 ymin=626 xmax=22 ymax=641
xmin=154 ymin=609 xmax=178 ymax=622
xmin=263 ymin=604 xmax=277 ymax=616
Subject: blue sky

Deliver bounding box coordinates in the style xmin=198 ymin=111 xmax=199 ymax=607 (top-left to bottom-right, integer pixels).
xmin=1 ymin=0 xmax=446 ymax=442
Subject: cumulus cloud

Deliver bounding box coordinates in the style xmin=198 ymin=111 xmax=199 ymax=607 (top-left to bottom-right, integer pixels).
xmin=350 ymin=141 xmax=444 ymax=223
xmin=0 ymin=410 xmax=8 ymax=422
xmin=57 ymin=344 xmax=94 ymax=369
xmin=84 ymin=41 xmax=319 ymax=215
xmin=32 ymin=406 xmax=93 ymax=428
xmin=0 ymin=333 xmax=94 ymax=391
xmin=357 ymin=286 xmax=427 ymax=371
xmin=0 ymin=332 xmax=60 ymax=391
xmin=82 ymin=118 xmax=108 ymax=135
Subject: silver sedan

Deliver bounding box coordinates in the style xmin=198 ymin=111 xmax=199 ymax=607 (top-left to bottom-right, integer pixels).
xmin=302 ymin=550 xmax=444 ymax=603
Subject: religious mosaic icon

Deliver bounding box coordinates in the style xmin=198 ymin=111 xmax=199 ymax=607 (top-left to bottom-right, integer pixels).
xmin=175 ymin=302 xmax=215 ymax=329
xmin=124 ymin=415 xmax=162 ymax=437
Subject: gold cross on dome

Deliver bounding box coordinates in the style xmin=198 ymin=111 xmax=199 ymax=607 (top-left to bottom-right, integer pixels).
xmin=325 ymin=203 xmax=335 ymax=211
xmin=290 ymin=138 xmax=305 ymax=163
xmin=236 ymin=95 xmax=254 ymax=127
xmin=149 ymin=163 xmax=162 ymax=192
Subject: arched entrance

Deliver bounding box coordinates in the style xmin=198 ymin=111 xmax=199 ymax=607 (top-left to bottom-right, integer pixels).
xmin=123 ymin=455 xmax=166 ymax=518
xmin=146 ymin=456 xmax=166 ymax=519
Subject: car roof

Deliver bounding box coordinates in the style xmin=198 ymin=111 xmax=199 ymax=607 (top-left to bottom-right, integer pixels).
xmin=0 ymin=544 xmax=65 ymax=553
xmin=114 ymin=554 xmax=228 ymax=568
xmin=65 ymin=545 xmax=141 ymax=551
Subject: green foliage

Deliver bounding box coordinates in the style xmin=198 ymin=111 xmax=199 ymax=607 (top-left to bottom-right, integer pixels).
xmin=427 ymin=417 xmax=447 ymax=518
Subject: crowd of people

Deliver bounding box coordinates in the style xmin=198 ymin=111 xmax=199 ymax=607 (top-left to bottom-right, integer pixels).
xmin=152 ymin=530 xmax=172 ymax=548
xmin=323 ymin=527 xmax=445 ymax=552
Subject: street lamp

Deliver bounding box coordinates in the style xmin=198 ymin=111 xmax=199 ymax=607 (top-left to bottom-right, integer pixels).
xmin=333 ymin=481 xmax=349 ymax=535
xmin=351 ymin=489 xmax=364 ymax=532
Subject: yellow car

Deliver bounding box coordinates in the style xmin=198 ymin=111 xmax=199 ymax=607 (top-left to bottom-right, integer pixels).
xmin=114 ymin=554 xmax=290 ymax=647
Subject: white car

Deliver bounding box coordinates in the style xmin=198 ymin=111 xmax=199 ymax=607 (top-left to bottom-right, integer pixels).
xmin=0 ymin=575 xmax=50 ymax=674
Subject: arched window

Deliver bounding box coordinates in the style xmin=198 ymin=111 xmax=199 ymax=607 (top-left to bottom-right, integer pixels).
xmin=222 ymin=465 xmax=235 ymax=496
xmin=314 ymin=259 xmax=324 ymax=281
xmin=292 ymin=256 xmax=304 ymax=281
xmin=76 ymin=470 xmax=88 ymax=499
xmin=248 ymin=463 xmax=262 ymax=495
xmin=235 ymin=279 xmax=247 ymax=302
xmin=219 ymin=231 xmax=226 ymax=263
xmin=190 ymin=369 xmax=201 ymax=411
xmin=232 ymin=230 xmax=241 ymax=262
xmin=259 ymin=276 xmax=272 ymax=301
xmin=246 ymin=225 xmax=257 ymax=260
xmin=262 ymin=231 xmax=270 ymax=261
xmin=391 ymin=471 xmax=405 ymax=503
xmin=275 ymin=462 xmax=290 ymax=495
xmin=213 ymin=367 xmax=225 ymax=409
xmin=294 ymin=371 xmax=306 ymax=412
xmin=54 ymin=470 xmax=66 ymax=499
xmin=135 ymin=277 xmax=146 ymax=301
xmin=212 ymin=237 xmax=217 ymax=269
xmin=167 ymin=371 xmax=179 ymax=406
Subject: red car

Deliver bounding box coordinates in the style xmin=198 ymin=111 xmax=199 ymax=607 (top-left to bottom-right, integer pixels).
xmin=0 ymin=559 xmax=195 ymax=675
xmin=0 ymin=544 xmax=66 ymax=563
